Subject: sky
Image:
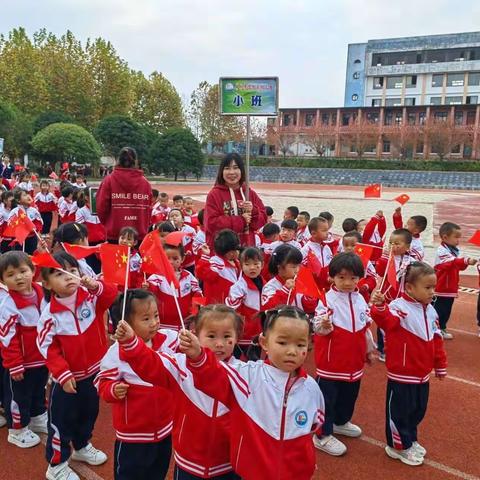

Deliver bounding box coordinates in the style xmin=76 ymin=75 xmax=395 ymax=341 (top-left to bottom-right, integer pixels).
xmin=2 ymin=0 xmax=480 ymax=108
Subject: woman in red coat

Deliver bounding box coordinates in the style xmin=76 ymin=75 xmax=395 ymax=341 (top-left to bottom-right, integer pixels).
xmin=205 ymin=153 xmax=267 ymax=250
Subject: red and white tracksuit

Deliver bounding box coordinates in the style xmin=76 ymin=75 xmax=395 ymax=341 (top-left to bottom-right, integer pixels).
xmin=393 ymin=211 xmax=425 ymax=261
xmin=8 ymin=205 xmax=43 ymax=234
xmin=301 ymin=241 xmax=333 ymax=291
xmin=34 ymin=192 xmax=57 ymax=213
xmin=362 ymin=214 xmax=386 ymax=263
xmin=434 ymin=243 xmax=470 ymax=297
xmin=75 ymin=205 xmax=106 ymax=243
xmin=375 ymin=252 xmax=415 ymax=302
xmin=58 ymin=198 xmax=77 ymax=223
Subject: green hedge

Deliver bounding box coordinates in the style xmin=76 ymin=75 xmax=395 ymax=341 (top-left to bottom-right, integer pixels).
xmin=204 ymin=156 xmax=480 ymax=172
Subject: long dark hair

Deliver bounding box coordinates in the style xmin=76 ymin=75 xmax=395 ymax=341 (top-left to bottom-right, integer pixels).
xmin=118 ymin=147 xmax=138 ymax=169
xmin=215 ymin=153 xmax=245 ymax=186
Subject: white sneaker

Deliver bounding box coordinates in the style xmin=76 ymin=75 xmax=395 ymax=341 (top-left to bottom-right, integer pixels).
xmin=313 ymin=434 xmax=347 ymax=456
xmin=333 ymin=421 xmax=362 ymax=438
xmin=385 ymin=445 xmax=423 ymax=466
xmin=71 ymin=443 xmax=107 ymax=465
xmin=0 ymin=414 xmax=6 ymax=428
xmin=29 ymin=411 xmax=48 ymax=434
xmin=7 ymin=427 xmax=41 ymax=448
xmin=412 ymin=441 xmax=427 ymax=457
xmin=46 ymin=462 xmax=80 ymax=480
xmin=378 ymin=353 xmax=386 ymax=362
xmin=441 ymin=329 xmax=453 ymax=340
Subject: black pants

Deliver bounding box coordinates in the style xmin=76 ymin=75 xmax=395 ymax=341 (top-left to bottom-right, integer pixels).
xmin=3 ymin=367 xmax=48 ymax=429
xmin=433 ymin=296 xmax=455 ymax=330
xmin=114 ymin=436 xmax=172 ymax=480
xmin=386 ymin=380 xmax=429 ymax=450
xmin=40 ymin=212 xmax=53 ymax=234
xmin=46 ymin=375 xmax=99 ymax=465
xmin=316 ymin=377 xmax=361 ymax=436
xmin=174 ymin=466 xmax=241 ymax=480
xmin=377 ymin=328 xmax=385 ymax=354
xmin=476 ymin=293 xmax=480 ymax=327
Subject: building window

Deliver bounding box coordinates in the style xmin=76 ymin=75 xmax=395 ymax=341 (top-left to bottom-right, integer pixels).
xmin=373 ymin=77 xmax=384 ymax=89
xmin=406 ymin=75 xmax=417 ymax=88
xmin=419 ymin=112 xmax=427 ymax=125
xmin=365 ymin=144 xmax=376 ymax=153
xmin=353 ymin=72 xmax=360 ymax=79
xmin=445 ymin=96 xmax=463 ymax=105
xmin=342 ymin=114 xmax=351 ymax=126
xmin=367 ymin=112 xmax=379 ymax=123
xmin=466 ymin=96 xmax=478 ymax=105
xmin=434 ymin=111 xmax=448 ymax=122
xmin=454 ymin=112 xmax=464 ymax=125
xmin=383 ymin=140 xmax=391 ymax=153
xmin=446 ymin=73 xmax=464 ymax=87
xmin=351 ymin=94 xmax=359 ymax=101
xmin=331 ymin=114 xmax=337 ymax=125
xmin=468 ymin=72 xmax=480 ymax=86
xmin=384 ymin=112 xmax=393 ymax=126
xmin=354 ymin=59 xmax=361 ymax=64
xmin=408 ymin=113 xmax=416 ymax=125
xmin=371 ymin=98 xmax=382 ymax=107
xmin=322 ymin=113 xmax=329 ymax=125
xmin=372 ymin=54 xmax=383 ymax=66
xmin=451 ymin=144 xmax=461 ymax=154
xmin=416 ymin=142 xmax=424 ymax=154
xmin=395 ymin=113 xmax=402 ymax=125
xmin=431 ymin=74 xmax=444 ymax=87
xmin=467 ymin=111 xmax=477 ymax=125
xmin=430 ymin=97 xmax=442 ymax=105
xmin=404 ymin=97 xmax=416 ymax=106
xmin=283 ymin=114 xmax=294 ymax=126
xmin=386 ymin=76 xmax=403 ymax=89
xmin=385 ymin=98 xmax=402 ymax=107
xmin=305 ymin=113 xmax=315 ymax=126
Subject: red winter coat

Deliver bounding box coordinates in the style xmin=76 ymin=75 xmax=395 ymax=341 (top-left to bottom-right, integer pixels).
xmin=96 ymin=167 xmax=152 ymax=241
xmin=204 ymin=184 xmax=267 ymax=250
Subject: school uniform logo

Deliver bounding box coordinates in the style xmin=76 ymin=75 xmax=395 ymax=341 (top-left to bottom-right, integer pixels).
xmin=294 ymin=410 xmax=308 ymax=427
xmin=80 ymin=308 xmax=92 ymax=320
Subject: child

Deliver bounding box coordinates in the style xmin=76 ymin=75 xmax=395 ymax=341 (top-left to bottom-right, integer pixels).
xmin=0 ymin=252 xmax=49 ymax=448
xmin=262 ymin=244 xmax=318 ymax=314
xmin=177 ymin=305 xmax=325 ymax=480
xmin=342 ymin=218 xmax=358 ymax=234
xmin=9 ymin=188 xmax=43 ymax=254
xmin=312 ymin=253 xmax=374 ymax=456
xmin=197 ymin=229 xmax=241 ymax=304
xmin=0 ymin=191 xmax=14 ymax=253
xmin=433 ymin=222 xmax=477 ymax=339
xmin=114 ymin=304 xmax=244 ymax=480
xmin=265 ymin=206 xmax=274 ymax=224
xmin=259 ymin=222 xmax=281 ymax=281
xmin=37 ymin=252 xmax=118 ymax=480
xmin=118 ymin=227 xmax=143 ymax=289
xmin=183 ymin=196 xmax=197 ymax=227
xmin=192 ymin=209 xmax=206 ymax=258
xmin=393 ymin=208 xmax=427 ymax=261
xmin=35 ymin=180 xmax=57 ymax=234
xmin=75 ymin=188 xmax=106 ymax=245
xmin=357 ymin=219 xmax=367 ymax=234
xmin=151 ymin=191 xmax=170 ymax=225
xmin=226 ymin=247 xmax=264 ymax=353
xmin=278 ymin=219 xmax=302 ymax=249
xmin=319 ymin=211 xmax=340 ymax=254
xmin=156 ymin=220 xmax=176 ymax=240
xmin=58 ymin=186 xmax=77 ymax=224
xmin=147 ymin=241 xmax=203 ymax=330
xmin=301 ymin=217 xmax=333 ymax=291
xmin=74 ymin=174 xmax=87 ymax=189
xmin=296 ymin=211 xmax=311 ymax=246
xmin=282 ymin=205 xmax=299 ymax=221
xmin=17 ymin=171 xmax=34 ymax=197
xmin=370 ymin=262 xmax=447 ymax=466
xmin=172 ymin=194 xmax=184 ymax=209
xmin=362 ymin=210 xmax=386 ymax=263
xmin=169 ymin=208 xmax=196 ymax=272
xmin=95 ymin=290 xmax=176 ymax=480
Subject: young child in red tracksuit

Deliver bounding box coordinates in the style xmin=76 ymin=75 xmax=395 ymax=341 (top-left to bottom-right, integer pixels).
xmin=35 ymin=180 xmax=57 ymax=234
xmin=392 ymin=207 xmax=427 ymax=262
xmin=147 ymin=242 xmax=203 ymax=331
xmin=226 ymin=247 xmax=264 ymax=354
xmin=37 ymin=251 xmax=117 ymax=480
xmin=118 ymin=227 xmax=144 ymax=289
xmin=114 ymin=304 xmax=244 ymax=480
xmin=0 ymin=252 xmax=49 ymax=449
xmin=433 ymin=222 xmax=477 ymax=339
xmin=169 ymin=208 xmax=196 ymax=273
xmin=362 ymin=210 xmax=387 ymax=263
xmin=371 ymin=262 xmax=447 ymax=467
xmin=192 ymin=209 xmax=207 ymax=266
xmin=58 ymin=185 xmax=77 ymax=224
xmin=301 ymin=217 xmax=333 ymax=292
xmin=177 ymin=306 xmax=325 ymax=480
xmin=262 ymin=244 xmax=318 ymax=315
xmin=96 ymin=290 xmax=177 ymax=480
xmin=196 ymin=229 xmax=241 ymax=304
xmin=75 ymin=188 xmax=106 ymax=245
xmin=312 ymin=253 xmax=375 ymax=457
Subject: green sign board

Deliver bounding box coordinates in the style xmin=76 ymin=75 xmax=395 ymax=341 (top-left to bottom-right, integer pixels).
xmin=219 ymin=77 xmax=278 ymax=116
xmin=89 ymin=186 xmax=99 ymax=215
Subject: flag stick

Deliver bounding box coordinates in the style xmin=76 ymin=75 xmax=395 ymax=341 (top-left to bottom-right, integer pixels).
xmin=56 ymin=268 xmax=82 ymax=281
xmin=171 ymin=281 xmax=186 ymax=331
xmin=287 ymin=275 xmax=297 ymax=305
xmin=22 ymin=242 xmax=25 ymax=252
xmin=34 ymin=229 xmax=50 ymax=253
xmin=356 ymin=242 xmax=384 ymax=251
xmin=120 ymin=247 xmax=131 ymax=322
xmin=379 ymin=251 xmax=393 ymax=291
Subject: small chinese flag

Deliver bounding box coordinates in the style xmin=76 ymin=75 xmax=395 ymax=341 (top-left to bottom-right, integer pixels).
xmin=386 ymin=255 xmax=398 ymax=290
xmin=394 ymin=193 xmax=410 ymax=205
xmin=100 ymin=244 xmax=129 ymax=285
xmin=164 ymin=231 xmax=187 ymax=247
xmin=307 ymin=250 xmax=322 ymax=276
xmin=364 ymin=184 xmax=382 ymax=198
xmin=31 ymin=252 xmax=61 ymax=269
xmin=49 ymin=171 xmax=58 ymax=180
xmin=63 ymin=243 xmax=101 ymax=260
xmin=192 ymin=296 xmax=207 ymax=314
xmin=3 ymin=211 xmax=36 ymax=244
xmin=467 ymin=230 xmax=480 ymax=247
xmin=31 ymin=174 xmax=38 ymax=182
xmin=296 ymin=266 xmax=324 ymax=300
xmin=354 ymin=243 xmax=374 ymax=268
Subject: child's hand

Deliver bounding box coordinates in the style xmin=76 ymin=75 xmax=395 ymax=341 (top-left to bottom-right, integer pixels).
xmin=114 ymin=320 xmax=135 ymax=343
xmin=141 ymin=282 xmax=149 ymax=289
xmin=179 ymin=330 xmax=202 ymax=359
xmin=11 ymin=373 xmax=24 ymax=382
xmin=370 ymin=289 xmax=385 ymax=306
xmin=200 ymin=244 xmax=210 ymax=256
xmin=320 ymin=316 xmax=333 ymax=331
xmin=81 ymin=276 xmax=99 ymax=291
xmin=467 ymin=258 xmax=478 ymax=266
xmin=285 ymin=278 xmax=295 ymax=290
xmin=376 ymin=210 xmax=384 ymax=218
xmin=435 ymin=373 xmax=445 ymax=381
xmin=394 ymin=207 xmax=401 ymax=215
xmin=36 ymin=238 xmax=49 ymax=254
xmin=366 ymin=352 xmax=375 ymax=365
xmin=113 ymin=382 xmax=130 ymax=399
xmin=63 ymin=378 xmax=77 ymax=394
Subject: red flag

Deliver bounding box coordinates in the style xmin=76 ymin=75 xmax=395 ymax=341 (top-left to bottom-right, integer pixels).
xmin=63 ymin=243 xmax=101 ymax=260
xmin=192 ymin=296 xmax=207 ymax=314
xmin=306 ymin=250 xmax=322 ymax=276
xmin=100 ymin=244 xmax=129 ymax=285
xmin=49 ymin=171 xmax=58 ymax=180
xmin=296 ymin=266 xmax=324 ymax=300
xmin=3 ymin=211 xmax=36 ymax=244
xmin=164 ymin=231 xmax=187 ymax=246
xmin=387 ymin=255 xmax=398 ymax=290
xmin=354 ymin=243 xmax=374 ymax=268
xmin=31 ymin=252 xmax=61 ymax=269
xmin=31 ymin=174 xmax=38 ymax=182
xmin=467 ymin=230 xmax=480 ymax=247
xmin=394 ymin=193 xmax=410 ymax=205
xmin=364 ymin=184 xmax=382 ymax=198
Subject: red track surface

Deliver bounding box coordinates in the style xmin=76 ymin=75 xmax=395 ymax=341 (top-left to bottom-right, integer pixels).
xmin=1 ymin=182 xmax=479 ymax=479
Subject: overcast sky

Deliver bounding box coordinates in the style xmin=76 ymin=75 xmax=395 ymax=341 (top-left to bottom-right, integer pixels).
xmin=2 ymin=0 xmax=480 ymax=108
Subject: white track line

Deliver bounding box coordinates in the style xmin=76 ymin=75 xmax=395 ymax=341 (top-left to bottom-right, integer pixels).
xmin=361 ymin=435 xmax=480 ymax=480
xmin=447 ymin=375 xmax=480 ymax=388
xmin=449 ymin=327 xmax=478 ymax=337
xmin=40 ymin=435 xmax=105 ymax=480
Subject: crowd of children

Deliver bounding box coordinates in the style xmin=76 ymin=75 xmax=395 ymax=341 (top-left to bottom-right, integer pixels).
xmin=0 ymin=171 xmax=478 ymax=480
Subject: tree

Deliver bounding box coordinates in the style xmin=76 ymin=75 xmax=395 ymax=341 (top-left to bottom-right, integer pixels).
xmin=94 ymin=115 xmax=150 ymax=158
xmin=341 ymin=117 xmax=380 ymax=159
xmin=385 ymin=124 xmax=420 ymax=160
xmin=31 ymin=123 xmax=102 ymax=167
xmin=131 ymin=71 xmax=184 ymax=133
xmin=148 ymin=128 xmax=204 ymax=181
xmin=266 ymin=125 xmax=296 ymax=157
xmin=424 ymin=118 xmax=470 ymax=160
xmin=303 ymin=123 xmax=337 ymax=156
xmin=0 ymin=100 xmax=33 ymax=159
xmin=33 ymin=111 xmax=76 ymax=134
